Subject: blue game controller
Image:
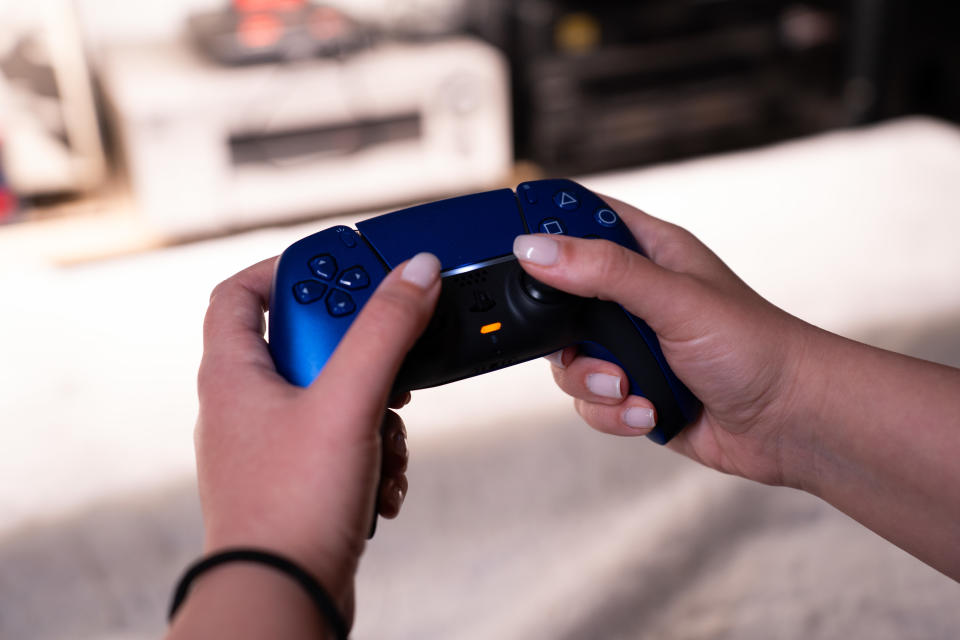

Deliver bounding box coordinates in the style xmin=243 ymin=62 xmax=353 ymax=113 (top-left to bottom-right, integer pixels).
xmin=269 ymin=179 xmax=701 ymax=445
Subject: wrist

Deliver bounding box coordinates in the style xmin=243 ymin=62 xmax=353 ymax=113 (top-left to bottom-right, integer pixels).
xmin=202 ymin=526 xmax=357 ymax=618
xmin=771 ymin=321 xmax=842 ymax=495
xmin=168 ymin=556 xmax=345 ymax=640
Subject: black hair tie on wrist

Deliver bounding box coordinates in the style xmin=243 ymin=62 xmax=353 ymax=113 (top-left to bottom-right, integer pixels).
xmin=169 ymin=548 xmax=348 ymax=640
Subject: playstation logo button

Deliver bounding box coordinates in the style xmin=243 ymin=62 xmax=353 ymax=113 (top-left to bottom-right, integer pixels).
xmin=469 ymin=289 xmax=496 ymax=313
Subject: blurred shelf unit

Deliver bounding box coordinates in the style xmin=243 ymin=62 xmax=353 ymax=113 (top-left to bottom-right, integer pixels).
xmin=0 ymin=1 xmax=107 ymax=203
xmin=98 ymin=35 xmax=512 ymax=237
xmin=469 ymin=0 xmax=960 ymax=175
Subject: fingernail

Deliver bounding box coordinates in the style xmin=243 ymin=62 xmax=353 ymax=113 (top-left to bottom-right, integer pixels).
xmin=585 ymin=373 xmax=622 ymax=399
xmin=513 ymin=235 xmax=559 ymax=266
xmin=623 ymin=407 xmax=656 ymax=429
xmin=544 ymin=350 xmax=565 ymax=369
xmin=401 ymin=252 xmax=441 ymax=288
xmin=391 ymin=482 xmax=406 ymax=512
xmin=391 ymin=430 xmax=407 ymax=457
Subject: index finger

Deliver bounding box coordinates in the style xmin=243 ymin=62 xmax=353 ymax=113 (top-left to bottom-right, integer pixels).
xmin=595 ymin=194 xmax=668 ymax=249
xmin=201 ymin=256 xmax=278 ymax=378
xmin=599 ymin=193 xmax=726 ymax=278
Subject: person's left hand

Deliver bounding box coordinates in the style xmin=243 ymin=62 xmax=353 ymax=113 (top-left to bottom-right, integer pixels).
xmin=193 ymin=252 xmax=441 ymax=624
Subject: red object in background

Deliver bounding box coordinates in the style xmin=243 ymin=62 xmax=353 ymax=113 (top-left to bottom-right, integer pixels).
xmin=0 ymin=188 xmax=16 ymax=222
xmin=0 ymin=140 xmax=17 ymax=222
xmin=233 ymin=0 xmax=305 ymax=13
xmin=238 ymin=11 xmax=283 ymax=48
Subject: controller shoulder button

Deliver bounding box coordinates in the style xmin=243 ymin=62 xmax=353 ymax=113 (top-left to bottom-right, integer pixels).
xmin=293 ymin=280 xmax=328 ymax=304
xmin=337 ymin=266 xmax=370 ymax=290
xmin=309 ymin=254 xmax=338 ymax=280
xmin=326 ymin=289 xmax=356 ymax=317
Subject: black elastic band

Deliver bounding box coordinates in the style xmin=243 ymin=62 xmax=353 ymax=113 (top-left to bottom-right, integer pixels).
xmin=168 ymin=548 xmax=348 ymax=639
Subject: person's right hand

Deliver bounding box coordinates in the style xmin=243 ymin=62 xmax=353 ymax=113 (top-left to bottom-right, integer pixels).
xmin=512 ymin=197 xmax=819 ymax=489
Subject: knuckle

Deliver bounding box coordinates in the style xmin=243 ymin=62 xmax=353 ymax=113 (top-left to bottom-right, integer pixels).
xmin=196 ymin=354 xmax=225 ymax=396
xmin=589 ymin=243 xmax=637 ymax=298
xmin=591 ymin=243 xmax=623 ymax=281
xmin=356 ymin=285 xmax=428 ymax=342
xmin=652 ymin=236 xmax=687 ymax=267
xmin=574 ymin=398 xmax=602 ymax=430
xmin=551 ymin=364 xmax=571 ymax=393
xmin=370 ymin=286 xmax=422 ymax=321
xmin=196 ymin=358 xmax=212 ymax=392
xmin=208 ymin=277 xmax=234 ymax=303
xmin=648 ymin=224 xmax=703 ymax=269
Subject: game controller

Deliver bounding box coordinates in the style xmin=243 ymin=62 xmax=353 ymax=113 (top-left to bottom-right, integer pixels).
xmin=268 ymin=179 xmax=701 ymax=445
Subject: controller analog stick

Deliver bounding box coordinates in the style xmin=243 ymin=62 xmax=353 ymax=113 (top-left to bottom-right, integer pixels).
xmin=520 ymin=271 xmax=570 ymax=305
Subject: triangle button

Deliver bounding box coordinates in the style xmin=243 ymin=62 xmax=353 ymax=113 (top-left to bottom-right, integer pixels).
xmin=553 ymin=191 xmax=579 ymax=210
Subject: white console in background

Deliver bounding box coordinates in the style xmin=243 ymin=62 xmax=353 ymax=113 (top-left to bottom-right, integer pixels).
xmin=99 ymin=36 xmax=511 ymax=236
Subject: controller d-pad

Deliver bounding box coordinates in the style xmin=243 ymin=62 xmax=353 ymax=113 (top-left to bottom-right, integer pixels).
xmin=553 ymin=190 xmax=579 ymax=210
xmin=293 ymin=280 xmax=327 ymax=304
xmin=337 ymin=266 xmax=370 ymax=290
xmin=326 ymin=289 xmax=356 ymax=317
xmin=309 ymin=254 xmax=337 ymax=280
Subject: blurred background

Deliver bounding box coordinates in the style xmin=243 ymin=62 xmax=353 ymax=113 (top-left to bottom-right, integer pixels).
xmin=2 ymin=1 xmax=960 ymax=638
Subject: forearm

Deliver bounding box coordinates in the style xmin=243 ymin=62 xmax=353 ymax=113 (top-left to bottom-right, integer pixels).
xmin=166 ymin=563 xmax=341 ymax=640
xmin=795 ymin=326 xmax=960 ymax=579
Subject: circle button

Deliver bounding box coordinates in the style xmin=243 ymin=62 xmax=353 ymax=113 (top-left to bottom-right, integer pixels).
xmin=595 ymin=207 xmax=618 ymax=227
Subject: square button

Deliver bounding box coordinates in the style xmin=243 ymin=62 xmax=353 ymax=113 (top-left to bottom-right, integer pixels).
xmin=539 ymin=218 xmax=566 ymax=235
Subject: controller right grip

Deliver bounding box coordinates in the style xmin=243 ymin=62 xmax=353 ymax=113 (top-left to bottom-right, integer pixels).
xmin=580 ymin=303 xmax=701 ymax=444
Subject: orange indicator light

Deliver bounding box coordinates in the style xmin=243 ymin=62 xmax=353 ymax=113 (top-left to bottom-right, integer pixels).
xmin=480 ymin=322 xmax=502 ymax=334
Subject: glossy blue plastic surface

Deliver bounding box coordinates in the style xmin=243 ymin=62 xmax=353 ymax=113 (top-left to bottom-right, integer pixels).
xmin=357 ymin=189 xmax=526 ymax=271
xmin=356 ymin=189 xmax=528 ymax=271
xmin=269 ymin=225 xmax=388 ymax=387
xmin=269 ymin=181 xmax=702 ymax=443
xmin=514 ymin=179 xmax=641 ymax=253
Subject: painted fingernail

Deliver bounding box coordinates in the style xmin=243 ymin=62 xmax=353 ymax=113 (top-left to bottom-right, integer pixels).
xmin=391 ymin=430 xmax=407 ymax=457
xmin=623 ymin=407 xmax=656 ymax=429
xmin=390 ymin=482 xmax=406 ymax=513
xmin=513 ymin=234 xmax=559 ymax=266
xmin=401 ymin=252 xmax=441 ymax=289
xmin=544 ymin=350 xmax=566 ymax=369
xmin=585 ymin=373 xmax=622 ymax=399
